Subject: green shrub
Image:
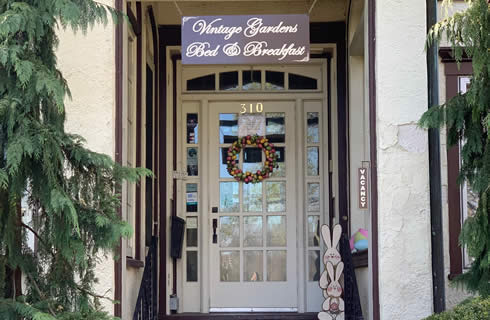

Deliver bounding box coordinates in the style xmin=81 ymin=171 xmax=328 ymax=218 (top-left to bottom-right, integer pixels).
xmin=424 ymin=297 xmax=490 ymax=320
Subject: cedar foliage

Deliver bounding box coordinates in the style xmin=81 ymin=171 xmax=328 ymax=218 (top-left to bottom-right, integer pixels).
xmin=420 ymin=0 xmax=490 ymax=297
xmin=0 ymin=0 xmax=148 ymax=319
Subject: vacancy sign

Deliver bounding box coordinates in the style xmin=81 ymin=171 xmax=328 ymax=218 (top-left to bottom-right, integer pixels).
xmin=358 ymin=168 xmax=369 ymax=210
xmin=182 ymin=15 xmax=310 ymax=64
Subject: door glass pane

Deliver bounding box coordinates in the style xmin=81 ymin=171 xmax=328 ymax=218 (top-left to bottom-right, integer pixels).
xmin=220 ymin=182 xmax=239 ymax=212
xmin=186 ymin=113 xmax=198 ymax=144
xmin=243 ymin=70 xmax=261 ymax=90
xmin=219 ymin=71 xmax=239 ymax=91
xmin=220 ymin=251 xmax=240 ymax=282
xmin=187 ymin=251 xmax=198 ymax=282
xmin=186 ymin=217 xmax=198 ymax=247
xmin=187 ymin=74 xmax=215 ymax=91
xmin=187 ymin=147 xmax=198 ymax=176
xmin=308 ymin=250 xmax=321 ymax=281
xmin=186 ymin=183 xmax=198 ymax=212
xmin=219 ymin=216 xmax=240 ymax=247
xmin=244 ymin=251 xmax=263 ymax=282
xmin=267 ymin=216 xmax=287 ymax=246
xmin=307 ymin=183 xmax=320 ymax=212
xmin=265 ymin=71 xmax=284 ymax=90
xmin=243 ymin=148 xmax=263 ymax=173
xmin=220 ymin=114 xmax=238 ymax=143
xmin=220 ymin=148 xmax=239 ymax=178
xmin=267 ymin=251 xmax=287 ymax=281
xmin=266 ymin=112 xmax=285 ymax=143
xmin=307 ymin=216 xmax=320 ymax=247
xmin=266 ymin=181 xmax=286 ymax=212
xmin=270 ymin=147 xmax=285 ymax=177
xmin=243 ymin=183 xmax=263 ymax=212
xmin=289 ymin=73 xmax=318 ymax=90
xmin=243 ymin=216 xmax=263 ymax=247
xmin=307 ymin=147 xmax=319 ymax=176
xmin=307 ymin=112 xmax=319 ymax=143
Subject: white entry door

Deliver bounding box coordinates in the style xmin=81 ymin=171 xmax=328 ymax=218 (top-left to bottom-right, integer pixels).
xmin=208 ymin=100 xmax=298 ymax=311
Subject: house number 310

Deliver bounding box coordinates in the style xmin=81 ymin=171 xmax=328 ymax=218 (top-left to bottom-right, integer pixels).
xmin=240 ymin=103 xmax=264 ymax=114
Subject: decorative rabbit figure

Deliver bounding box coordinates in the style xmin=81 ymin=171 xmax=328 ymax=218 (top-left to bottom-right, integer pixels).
xmin=322 ymin=224 xmax=342 ymax=266
xmin=318 ymin=262 xmax=345 ymax=320
xmin=318 ymin=224 xmax=344 ymax=320
xmin=319 ymin=225 xmax=341 ymax=298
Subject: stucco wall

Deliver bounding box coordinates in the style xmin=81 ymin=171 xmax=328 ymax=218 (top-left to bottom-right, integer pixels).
xmin=375 ymin=1 xmax=433 ymax=319
xmin=56 ymin=0 xmax=116 ymax=313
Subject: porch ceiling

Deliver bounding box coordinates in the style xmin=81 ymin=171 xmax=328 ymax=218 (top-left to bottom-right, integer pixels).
xmin=150 ymin=0 xmax=347 ymax=25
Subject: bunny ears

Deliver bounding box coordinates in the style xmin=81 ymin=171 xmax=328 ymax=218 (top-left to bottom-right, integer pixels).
xmin=322 ymin=224 xmax=341 ymax=249
xmin=327 ymin=261 xmax=344 ymax=282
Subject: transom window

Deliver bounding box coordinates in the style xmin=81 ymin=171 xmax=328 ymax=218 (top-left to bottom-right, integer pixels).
xmin=182 ymin=65 xmax=322 ymax=92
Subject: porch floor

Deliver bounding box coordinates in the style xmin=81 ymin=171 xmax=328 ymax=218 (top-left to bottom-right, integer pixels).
xmin=163 ymin=313 xmax=318 ymax=320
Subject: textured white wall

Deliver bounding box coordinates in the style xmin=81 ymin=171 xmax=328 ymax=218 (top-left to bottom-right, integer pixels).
xmin=56 ymin=1 xmax=117 ymax=313
xmin=375 ymin=1 xmax=433 ymax=319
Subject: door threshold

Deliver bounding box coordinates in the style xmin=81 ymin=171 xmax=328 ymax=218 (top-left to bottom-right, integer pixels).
xmin=162 ymin=313 xmax=318 ymax=320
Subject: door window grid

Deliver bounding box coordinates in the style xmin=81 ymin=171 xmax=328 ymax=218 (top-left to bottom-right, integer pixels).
xmin=218 ymin=112 xmax=287 ymax=283
xmin=184 ymin=111 xmax=200 ymax=283
xmin=125 ymin=30 xmax=137 ymax=258
xmin=305 ymin=110 xmax=322 ymax=282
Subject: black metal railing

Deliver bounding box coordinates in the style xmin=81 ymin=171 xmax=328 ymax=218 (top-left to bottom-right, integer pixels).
xmin=340 ymin=234 xmax=364 ymax=320
xmin=133 ymin=236 xmax=158 ymax=320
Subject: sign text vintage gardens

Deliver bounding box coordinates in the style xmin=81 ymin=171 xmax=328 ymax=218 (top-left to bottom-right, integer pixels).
xmin=182 ymin=15 xmax=310 ymax=64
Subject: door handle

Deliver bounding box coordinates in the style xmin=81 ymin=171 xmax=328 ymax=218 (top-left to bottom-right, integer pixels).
xmin=212 ymin=218 xmax=218 ymax=244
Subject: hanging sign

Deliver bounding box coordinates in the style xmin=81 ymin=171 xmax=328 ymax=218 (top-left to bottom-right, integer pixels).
xmin=182 ymin=15 xmax=310 ymax=64
xmin=358 ymin=168 xmax=369 ymax=210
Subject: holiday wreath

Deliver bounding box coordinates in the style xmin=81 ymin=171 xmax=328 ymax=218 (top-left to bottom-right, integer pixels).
xmin=226 ymin=134 xmax=279 ymax=184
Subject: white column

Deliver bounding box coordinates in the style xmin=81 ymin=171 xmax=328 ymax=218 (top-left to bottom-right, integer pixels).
xmin=375 ymin=1 xmax=433 ymax=319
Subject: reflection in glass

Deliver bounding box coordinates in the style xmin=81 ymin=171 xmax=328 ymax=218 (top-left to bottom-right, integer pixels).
xmin=266 ymin=181 xmax=286 ymax=212
xmin=267 ymin=251 xmax=287 ymax=281
xmin=187 ymin=251 xmax=198 ymax=282
xmin=243 ymin=216 xmax=263 ymax=247
xmin=308 ymin=250 xmax=321 ymax=281
xmin=243 ymin=183 xmax=262 ymax=212
xmin=219 ymin=71 xmax=239 ymax=90
xmin=307 ymin=112 xmax=319 ymax=143
xmin=187 ymin=147 xmax=198 ymax=176
xmin=220 ymin=182 xmax=239 ymax=212
xmin=307 ymin=183 xmax=320 ymax=212
xmin=266 ymin=113 xmax=285 ymax=143
xmin=243 ymin=148 xmax=262 ymax=174
xmin=265 ymin=71 xmax=284 ymax=90
xmin=307 ymin=216 xmax=320 ymax=247
xmin=243 ymin=70 xmax=261 ymax=90
xmin=270 ymin=147 xmax=285 ymax=177
xmin=220 ymin=251 xmax=240 ymax=281
xmin=307 ymin=147 xmax=319 ymax=176
xmin=186 ymin=113 xmax=198 ymax=144
xmin=186 ymin=183 xmax=198 ymax=212
xmin=267 ymin=216 xmax=287 ymax=246
xmin=219 ymin=216 xmax=240 ymax=247
xmin=244 ymin=251 xmax=263 ymax=282
xmin=220 ymin=114 xmax=238 ymax=143
xmin=186 ymin=217 xmax=198 ymax=247
xmin=220 ymin=148 xmax=239 ymax=178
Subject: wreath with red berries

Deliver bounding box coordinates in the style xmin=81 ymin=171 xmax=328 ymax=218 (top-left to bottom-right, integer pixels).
xmin=226 ymin=135 xmax=279 ymax=184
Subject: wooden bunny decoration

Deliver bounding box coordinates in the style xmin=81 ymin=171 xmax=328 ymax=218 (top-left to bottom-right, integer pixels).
xmin=318 ymin=225 xmax=345 ymax=320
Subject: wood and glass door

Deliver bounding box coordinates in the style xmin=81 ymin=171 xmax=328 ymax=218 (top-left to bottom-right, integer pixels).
xmin=208 ymin=101 xmax=297 ymax=311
